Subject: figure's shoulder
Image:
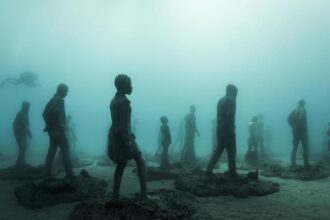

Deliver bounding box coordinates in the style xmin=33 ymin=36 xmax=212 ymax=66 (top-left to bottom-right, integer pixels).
xmin=295 ymin=107 xmax=305 ymax=114
xmin=112 ymin=94 xmax=130 ymax=106
xmin=219 ymin=96 xmax=230 ymax=105
xmin=185 ymin=113 xmax=193 ymax=120
xmin=50 ymin=96 xmax=64 ymax=104
xmin=15 ymin=111 xmax=22 ymax=118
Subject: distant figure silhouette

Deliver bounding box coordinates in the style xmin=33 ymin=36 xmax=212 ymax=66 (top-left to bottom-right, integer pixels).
xmin=256 ymin=114 xmax=265 ymax=156
xmin=66 ymin=115 xmax=77 ymax=154
xmin=43 ymin=84 xmax=74 ymax=178
xmin=0 ymin=71 xmax=40 ymax=88
xmin=248 ymin=116 xmax=258 ymax=152
xmin=288 ymin=99 xmax=309 ymax=167
xmin=13 ymin=101 xmax=32 ymax=168
xmin=264 ymin=125 xmax=272 ymax=149
xmin=207 ymin=84 xmax=238 ymax=177
xmin=159 ymin=116 xmax=171 ymax=170
xmin=181 ymin=105 xmax=200 ymax=162
xmin=245 ymin=116 xmax=259 ymax=167
xmin=108 ymin=74 xmax=147 ymax=200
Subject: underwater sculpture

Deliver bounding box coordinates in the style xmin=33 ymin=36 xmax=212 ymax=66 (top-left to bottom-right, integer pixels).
xmin=0 ymin=101 xmax=48 ymax=181
xmin=181 ymin=105 xmax=200 ymax=162
xmin=207 ymin=84 xmax=238 ymax=178
xmin=245 ymin=116 xmax=259 ymax=167
xmin=159 ymin=116 xmax=171 ymax=170
xmin=108 ymin=74 xmax=147 ymax=200
xmin=43 ymin=83 xmax=74 ymax=179
xmin=13 ymin=101 xmax=32 ymax=168
xmin=248 ymin=116 xmax=258 ymax=152
xmin=0 ymin=71 xmax=40 ymax=88
xmin=288 ymin=99 xmax=309 ymax=167
xmin=256 ymin=114 xmax=265 ymax=156
xmin=66 ymin=115 xmax=77 ymax=153
xmin=54 ymin=115 xmax=93 ymax=170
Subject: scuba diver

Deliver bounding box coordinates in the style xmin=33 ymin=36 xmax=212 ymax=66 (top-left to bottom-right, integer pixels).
xmin=181 ymin=105 xmax=200 ymax=162
xmin=108 ymin=74 xmax=147 ymax=200
xmin=43 ymin=84 xmax=74 ymax=179
xmin=0 ymin=71 xmax=40 ymax=88
xmin=287 ymin=99 xmax=309 ymax=168
xmin=207 ymin=84 xmax=238 ymax=178
xmin=159 ymin=116 xmax=171 ymax=170
xmin=13 ymin=101 xmax=32 ymax=168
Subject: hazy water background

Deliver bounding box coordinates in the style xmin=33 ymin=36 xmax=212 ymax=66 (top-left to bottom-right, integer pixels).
xmin=0 ymin=0 xmax=329 ymax=160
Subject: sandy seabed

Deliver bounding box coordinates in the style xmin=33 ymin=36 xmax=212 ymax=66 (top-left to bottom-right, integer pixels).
xmin=0 ymin=155 xmax=329 ymax=220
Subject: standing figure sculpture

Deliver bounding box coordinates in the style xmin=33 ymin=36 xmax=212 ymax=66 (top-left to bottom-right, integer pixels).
xmin=287 ymin=99 xmax=309 ymax=167
xmin=43 ymin=84 xmax=74 ymax=178
xmin=66 ymin=115 xmax=77 ymax=155
xmin=248 ymin=116 xmax=258 ymax=152
xmin=256 ymin=114 xmax=264 ymax=156
xmin=207 ymin=84 xmax=238 ymax=177
xmin=245 ymin=116 xmax=259 ymax=167
xmin=108 ymin=74 xmax=147 ymax=200
xmin=181 ymin=105 xmax=200 ymax=162
xmin=13 ymin=101 xmax=32 ymax=168
xmin=159 ymin=116 xmax=171 ymax=170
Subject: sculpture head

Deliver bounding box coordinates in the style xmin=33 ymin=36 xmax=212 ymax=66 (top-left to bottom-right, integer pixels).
xmin=56 ymin=83 xmax=68 ymax=98
xmin=226 ymin=84 xmax=238 ymax=99
xmin=160 ymin=116 xmax=169 ymax=124
xmin=190 ymin=105 xmax=196 ymax=113
xmin=298 ymin=99 xmax=305 ymax=108
xmin=115 ymin=74 xmax=132 ymax=95
xmin=21 ymin=101 xmax=30 ymax=114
